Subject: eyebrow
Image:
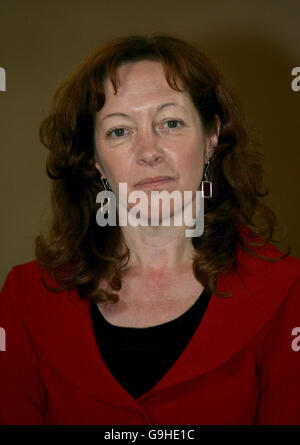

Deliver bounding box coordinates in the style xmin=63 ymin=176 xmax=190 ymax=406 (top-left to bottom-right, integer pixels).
xmin=101 ymin=102 xmax=185 ymax=121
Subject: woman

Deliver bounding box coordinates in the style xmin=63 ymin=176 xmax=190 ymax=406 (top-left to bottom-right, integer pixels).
xmin=1 ymin=34 xmax=300 ymax=425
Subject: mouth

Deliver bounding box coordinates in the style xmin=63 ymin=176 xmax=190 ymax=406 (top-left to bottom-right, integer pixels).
xmin=134 ymin=176 xmax=174 ymax=188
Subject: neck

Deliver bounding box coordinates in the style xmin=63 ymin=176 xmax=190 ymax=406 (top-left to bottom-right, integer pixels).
xmin=119 ymin=224 xmax=196 ymax=275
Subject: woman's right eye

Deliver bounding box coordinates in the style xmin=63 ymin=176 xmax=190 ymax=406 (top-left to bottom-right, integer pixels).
xmin=106 ymin=127 xmax=129 ymax=138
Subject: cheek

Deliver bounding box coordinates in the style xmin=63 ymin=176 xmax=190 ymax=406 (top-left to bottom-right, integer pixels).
xmin=104 ymin=154 xmax=132 ymax=183
xmin=95 ymin=139 xmax=122 ymax=179
xmin=174 ymin=140 xmax=204 ymax=188
xmin=175 ymin=139 xmax=203 ymax=170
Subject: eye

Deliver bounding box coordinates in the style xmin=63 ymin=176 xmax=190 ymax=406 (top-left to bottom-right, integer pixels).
xmin=162 ymin=119 xmax=184 ymax=130
xmin=106 ymin=127 xmax=129 ymax=139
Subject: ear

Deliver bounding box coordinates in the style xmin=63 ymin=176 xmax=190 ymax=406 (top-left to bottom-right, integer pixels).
xmin=95 ymin=161 xmax=105 ymax=178
xmin=206 ymin=114 xmax=221 ymax=163
xmin=94 ymin=151 xmax=107 ymax=178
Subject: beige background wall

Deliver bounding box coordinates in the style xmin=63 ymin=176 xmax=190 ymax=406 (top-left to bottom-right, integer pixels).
xmin=0 ymin=0 xmax=299 ymax=285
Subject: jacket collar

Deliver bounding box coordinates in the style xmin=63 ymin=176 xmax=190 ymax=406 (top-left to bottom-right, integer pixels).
xmin=33 ymin=243 xmax=300 ymax=412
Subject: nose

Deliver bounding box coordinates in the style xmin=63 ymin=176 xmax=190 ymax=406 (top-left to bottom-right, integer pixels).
xmin=135 ymin=127 xmax=165 ymax=167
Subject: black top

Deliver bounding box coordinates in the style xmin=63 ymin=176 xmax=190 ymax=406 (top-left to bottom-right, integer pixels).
xmin=90 ymin=288 xmax=212 ymax=399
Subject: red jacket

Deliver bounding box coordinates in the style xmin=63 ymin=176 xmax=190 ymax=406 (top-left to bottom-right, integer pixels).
xmin=1 ymin=242 xmax=300 ymax=425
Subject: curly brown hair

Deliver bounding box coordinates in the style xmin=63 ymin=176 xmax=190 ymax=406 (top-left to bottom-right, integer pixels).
xmin=35 ymin=33 xmax=291 ymax=303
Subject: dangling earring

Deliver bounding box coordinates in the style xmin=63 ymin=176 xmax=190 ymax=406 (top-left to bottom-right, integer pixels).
xmin=100 ymin=176 xmax=113 ymax=217
xmin=100 ymin=176 xmax=113 ymax=192
xmin=201 ymin=161 xmax=213 ymax=198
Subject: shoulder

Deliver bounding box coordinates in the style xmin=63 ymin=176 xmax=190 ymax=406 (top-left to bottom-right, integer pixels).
xmin=234 ymin=235 xmax=300 ymax=289
xmin=233 ymin=240 xmax=300 ymax=334
xmin=3 ymin=259 xmax=45 ymax=282
xmin=215 ymin=239 xmax=300 ymax=337
xmin=0 ymin=260 xmax=82 ymax=322
xmin=236 ymin=223 xmax=300 ymax=269
xmin=1 ymin=259 xmax=58 ymax=298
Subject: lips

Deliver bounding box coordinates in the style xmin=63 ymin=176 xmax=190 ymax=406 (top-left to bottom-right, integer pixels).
xmin=134 ymin=176 xmax=173 ymax=187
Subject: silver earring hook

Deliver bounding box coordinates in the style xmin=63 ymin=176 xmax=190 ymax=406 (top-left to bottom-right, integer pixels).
xmin=201 ymin=160 xmax=212 ymax=198
xmin=204 ymin=161 xmax=210 ymax=181
xmin=100 ymin=176 xmax=113 ymax=192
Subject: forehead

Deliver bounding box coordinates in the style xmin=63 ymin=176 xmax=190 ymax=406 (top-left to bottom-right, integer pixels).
xmin=101 ymin=60 xmax=192 ymax=107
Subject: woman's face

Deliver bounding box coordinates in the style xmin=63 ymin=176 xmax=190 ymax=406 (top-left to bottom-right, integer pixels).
xmin=94 ymin=60 xmax=219 ymax=221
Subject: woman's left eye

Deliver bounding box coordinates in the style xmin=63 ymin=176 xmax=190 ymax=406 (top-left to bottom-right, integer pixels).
xmin=106 ymin=127 xmax=129 ymax=138
xmin=162 ymin=120 xmax=184 ymax=130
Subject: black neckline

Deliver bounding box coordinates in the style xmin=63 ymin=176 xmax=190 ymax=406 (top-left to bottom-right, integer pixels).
xmin=89 ymin=287 xmax=213 ymax=399
xmin=90 ymin=288 xmax=212 ymax=347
